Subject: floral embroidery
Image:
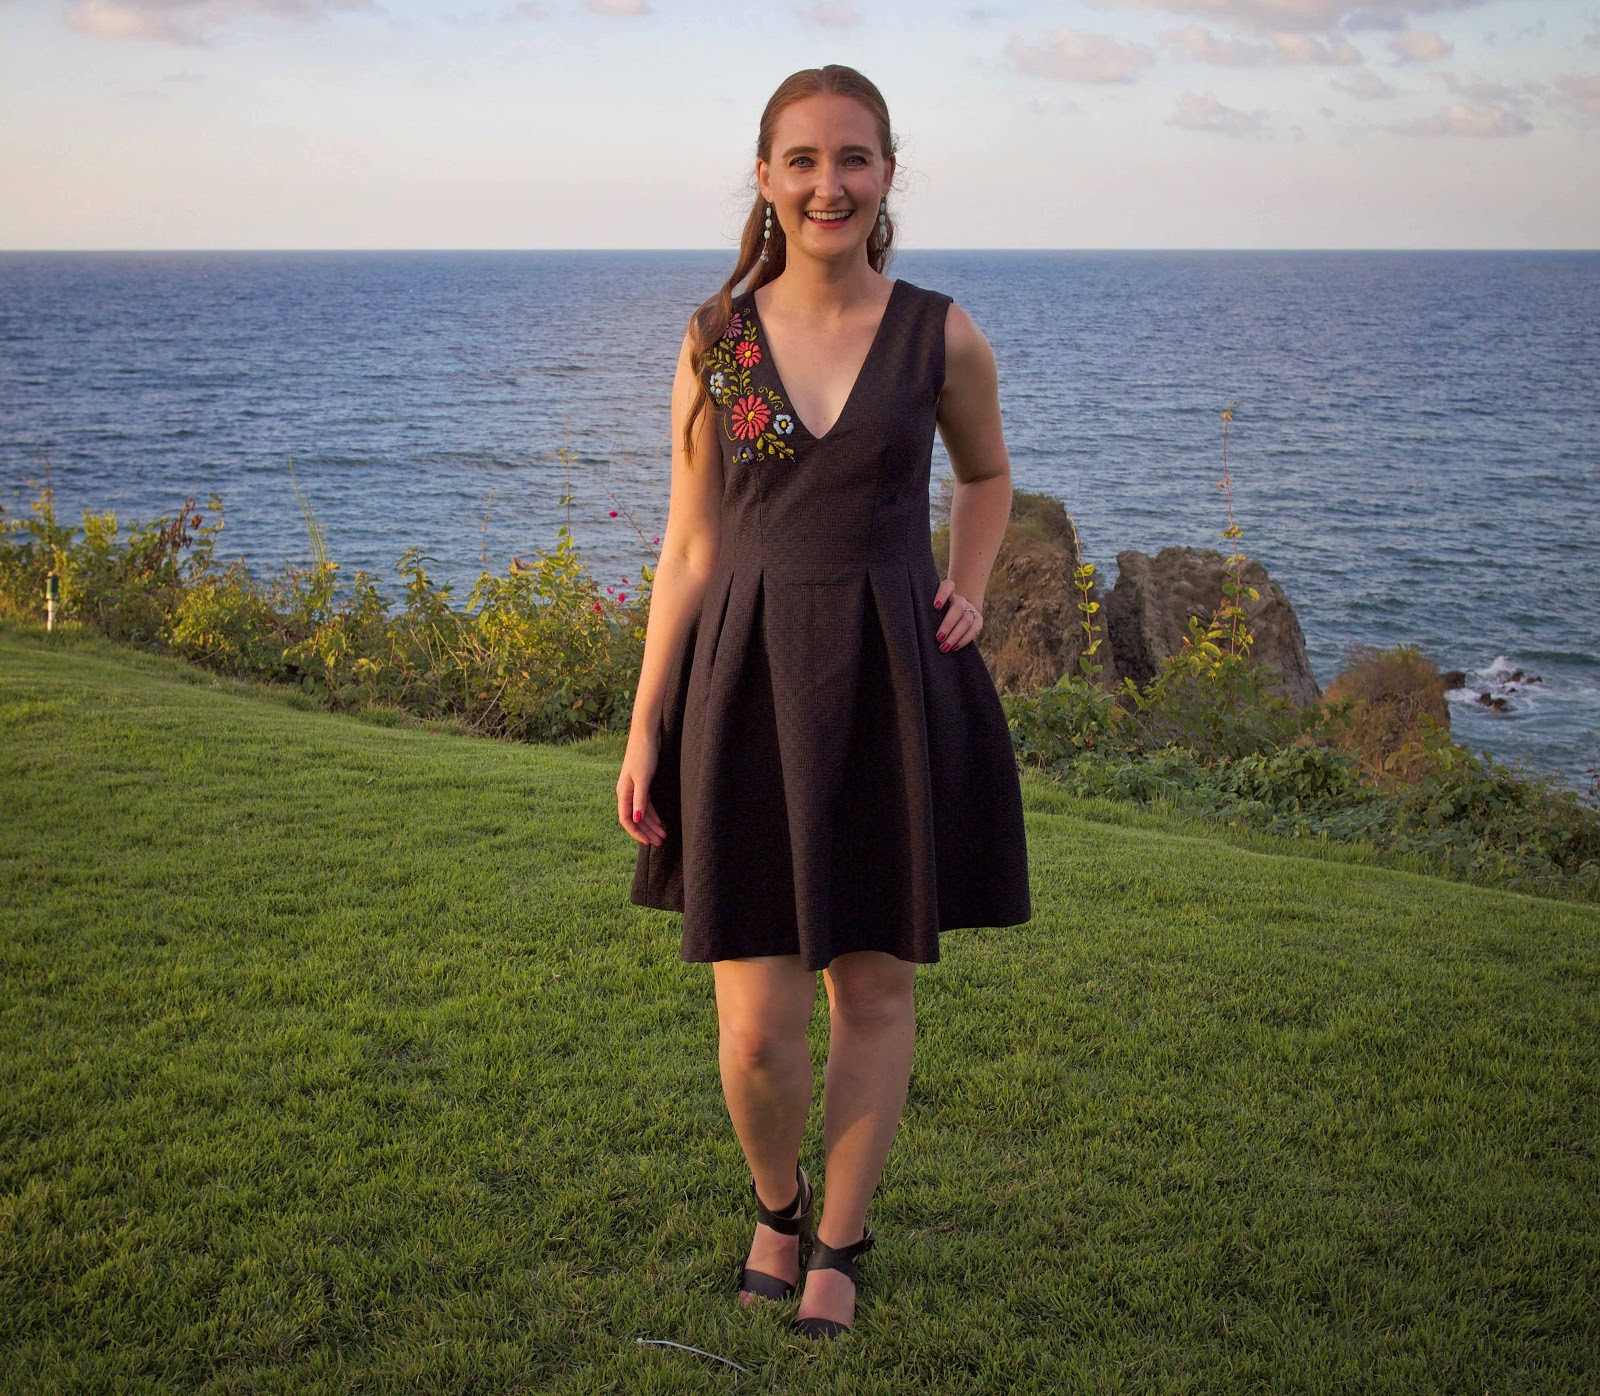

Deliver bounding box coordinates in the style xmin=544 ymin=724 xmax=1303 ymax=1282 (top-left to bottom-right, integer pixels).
xmin=730 ymin=394 xmax=771 ymax=439
xmin=701 ymin=302 xmax=797 ymax=462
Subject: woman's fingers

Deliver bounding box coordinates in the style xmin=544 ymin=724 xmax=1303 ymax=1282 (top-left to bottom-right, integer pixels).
xmin=936 ymin=593 xmax=982 ymax=652
xmin=617 ymin=776 xmax=668 ymax=847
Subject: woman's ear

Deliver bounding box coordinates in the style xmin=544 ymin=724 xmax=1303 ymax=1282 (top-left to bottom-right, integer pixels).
xmin=755 ymin=159 xmax=769 ymax=203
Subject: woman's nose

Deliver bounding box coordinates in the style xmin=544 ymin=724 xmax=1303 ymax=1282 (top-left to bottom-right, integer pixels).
xmin=813 ymin=164 xmax=846 ymax=197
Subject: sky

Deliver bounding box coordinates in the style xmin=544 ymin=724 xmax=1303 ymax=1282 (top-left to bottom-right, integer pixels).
xmin=1 ymin=0 xmax=1597 ymax=250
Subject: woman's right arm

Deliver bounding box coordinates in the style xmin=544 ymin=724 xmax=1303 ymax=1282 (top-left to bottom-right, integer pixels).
xmin=617 ymin=318 xmax=724 ymax=848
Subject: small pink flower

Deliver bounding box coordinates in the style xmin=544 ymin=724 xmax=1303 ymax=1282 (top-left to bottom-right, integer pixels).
xmin=609 ymin=510 xmax=618 ymax=517
xmin=593 ymin=601 xmax=602 ymax=611
xmin=618 ymin=593 xmax=627 ymax=603
xmin=722 ymin=312 xmax=743 ymax=341
xmin=653 ymin=536 xmax=660 ymax=544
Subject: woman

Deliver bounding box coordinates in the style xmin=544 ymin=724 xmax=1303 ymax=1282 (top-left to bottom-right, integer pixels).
xmin=619 ymin=64 xmax=1031 ymax=1340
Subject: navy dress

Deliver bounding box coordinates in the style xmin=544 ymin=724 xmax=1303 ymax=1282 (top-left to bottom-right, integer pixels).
xmin=630 ymin=277 xmax=1032 ymax=971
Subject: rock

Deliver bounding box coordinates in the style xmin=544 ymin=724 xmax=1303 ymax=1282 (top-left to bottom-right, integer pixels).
xmin=1441 ymin=670 xmax=1467 ymax=690
xmin=1103 ymin=546 xmax=1321 ymax=707
xmin=930 ymin=489 xmax=1116 ymax=695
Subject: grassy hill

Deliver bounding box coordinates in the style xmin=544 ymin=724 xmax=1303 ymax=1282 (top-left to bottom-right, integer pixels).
xmin=2 ymin=624 xmax=1596 ymax=1393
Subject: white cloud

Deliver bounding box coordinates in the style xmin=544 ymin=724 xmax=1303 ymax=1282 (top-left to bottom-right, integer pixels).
xmin=1388 ymin=28 xmax=1453 ymax=62
xmin=1331 ymin=69 xmax=1397 ymax=97
xmin=1160 ymin=22 xmax=1359 ymax=64
xmin=1390 ymin=101 xmax=1533 ymax=136
xmin=582 ymin=0 xmax=650 ymax=14
xmin=1087 ymin=1 xmax=1487 ymax=35
xmin=797 ymin=2 xmax=858 ymax=25
xmin=1438 ymin=72 xmax=1536 ymax=109
xmin=1006 ymin=28 xmax=1154 ymax=83
xmin=1552 ymin=73 xmax=1600 ymax=121
xmin=64 ymin=0 xmax=376 ymax=46
xmin=1167 ymin=90 xmax=1270 ymax=133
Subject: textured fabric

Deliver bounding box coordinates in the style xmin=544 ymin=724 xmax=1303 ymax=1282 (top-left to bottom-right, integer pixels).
xmin=630 ymin=277 xmax=1032 ymax=971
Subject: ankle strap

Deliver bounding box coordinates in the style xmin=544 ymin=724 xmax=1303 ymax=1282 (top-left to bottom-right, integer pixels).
xmin=750 ymin=1165 xmax=810 ymax=1235
xmin=804 ymin=1228 xmax=875 ymax=1285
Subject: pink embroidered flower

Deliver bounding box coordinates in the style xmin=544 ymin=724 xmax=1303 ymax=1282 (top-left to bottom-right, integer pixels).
xmin=734 ymin=339 xmax=762 ymax=369
xmin=722 ymin=312 xmax=743 ymax=341
xmin=729 ymin=394 xmax=771 ymax=440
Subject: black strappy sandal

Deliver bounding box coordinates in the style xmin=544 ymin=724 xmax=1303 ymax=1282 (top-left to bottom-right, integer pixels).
xmin=790 ymin=1227 xmax=875 ymax=1339
xmin=737 ymin=1163 xmax=814 ymax=1303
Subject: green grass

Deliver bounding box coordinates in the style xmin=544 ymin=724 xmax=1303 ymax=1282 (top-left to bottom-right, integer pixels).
xmin=2 ymin=622 xmax=1597 ymax=1394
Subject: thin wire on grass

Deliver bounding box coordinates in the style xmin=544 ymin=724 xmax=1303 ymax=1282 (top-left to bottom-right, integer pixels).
xmin=634 ymin=1337 xmax=749 ymax=1373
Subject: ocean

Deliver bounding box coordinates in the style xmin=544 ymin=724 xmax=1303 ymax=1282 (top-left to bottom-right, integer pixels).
xmin=2 ymin=249 xmax=1596 ymax=796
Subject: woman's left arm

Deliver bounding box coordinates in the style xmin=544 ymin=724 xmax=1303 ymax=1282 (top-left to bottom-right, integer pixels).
xmin=932 ymin=302 xmax=1013 ymax=653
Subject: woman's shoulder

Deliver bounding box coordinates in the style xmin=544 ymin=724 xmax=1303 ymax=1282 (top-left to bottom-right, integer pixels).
xmin=890 ymin=277 xmax=954 ymax=312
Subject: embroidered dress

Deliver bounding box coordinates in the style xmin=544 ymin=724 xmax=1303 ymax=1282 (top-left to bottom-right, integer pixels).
xmin=630 ymin=278 xmax=1032 ymax=971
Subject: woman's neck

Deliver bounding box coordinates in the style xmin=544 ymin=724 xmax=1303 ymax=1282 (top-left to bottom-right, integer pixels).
xmin=761 ymin=257 xmax=889 ymax=319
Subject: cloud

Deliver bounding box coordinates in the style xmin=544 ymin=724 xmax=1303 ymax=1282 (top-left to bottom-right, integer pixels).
xmin=1388 ymin=28 xmax=1452 ymax=62
xmin=797 ymin=2 xmax=858 ymax=25
xmin=64 ymin=0 xmax=376 ymax=46
xmin=1389 ymin=101 xmax=1533 ymax=136
xmin=1087 ymin=1 xmax=1487 ymax=34
xmin=1006 ymin=28 xmax=1154 ymax=83
xmin=1551 ymin=74 xmax=1600 ymax=121
xmin=501 ymin=1 xmax=545 ymax=18
xmin=1438 ymin=71 xmax=1537 ymax=109
xmin=1167 ymin=90 xmax=1270 ymax=134
xmin=1160 ymin=22 xmax=1359 ymax=64
xmin=582 ymin=0 xmax=650 ymax=14
xmin=1330 ymin=69 xmax=1397 ymax=97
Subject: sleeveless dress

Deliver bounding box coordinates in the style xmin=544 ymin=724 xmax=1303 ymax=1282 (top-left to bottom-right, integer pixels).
xmin=630 ymin=277 xmax=1032 ymax=972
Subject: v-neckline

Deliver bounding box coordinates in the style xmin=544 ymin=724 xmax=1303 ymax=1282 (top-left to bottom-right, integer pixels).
xmin=747 ymin=279 xmax=903 ymax=445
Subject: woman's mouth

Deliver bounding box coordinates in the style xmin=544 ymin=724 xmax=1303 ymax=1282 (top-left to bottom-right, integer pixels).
xmin=805 ymin=209 xmax=854 ymax=228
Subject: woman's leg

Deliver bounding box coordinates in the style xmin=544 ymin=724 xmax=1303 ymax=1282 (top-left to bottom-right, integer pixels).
xmin=798 ymin=950 xmax=917 ymax=1327
xmin=711 ymin=954 xmax=819 ymax=1304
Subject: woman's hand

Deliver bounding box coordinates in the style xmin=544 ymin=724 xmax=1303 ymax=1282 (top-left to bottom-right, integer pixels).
xmin=933 ymin=577 xmax=984 ymax=653
xmin=618 ymin=731 xmax=667 ymax=847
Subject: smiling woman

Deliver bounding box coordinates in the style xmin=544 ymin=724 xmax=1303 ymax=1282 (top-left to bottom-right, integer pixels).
xmin=616 ymin=63 xmax=1031 ymax=1345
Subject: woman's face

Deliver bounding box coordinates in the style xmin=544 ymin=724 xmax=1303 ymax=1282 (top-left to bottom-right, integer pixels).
xmin=757 ymin=93 xmax=894 ymax=268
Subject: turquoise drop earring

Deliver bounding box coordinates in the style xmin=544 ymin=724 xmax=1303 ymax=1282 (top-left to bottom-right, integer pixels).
xmin=760 ymin=203 xmax=772 ymax=263
xmin=878 ymin=198 xmax=888 ymax=241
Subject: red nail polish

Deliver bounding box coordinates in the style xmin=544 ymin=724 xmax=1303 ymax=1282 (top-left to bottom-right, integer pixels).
xmin=936 ymin=632 xmax=945 ymax=641
xmin=634 ymin=811 xmax=641 ymax=821
xmin=940 ymin=642 xmax=949 ymax=651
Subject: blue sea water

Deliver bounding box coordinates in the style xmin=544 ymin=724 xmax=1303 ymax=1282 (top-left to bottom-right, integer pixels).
xmin=1 ymin=249 xmax=1596 ymax=798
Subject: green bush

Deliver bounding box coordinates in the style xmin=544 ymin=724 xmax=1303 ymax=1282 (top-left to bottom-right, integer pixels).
xmin=5 ymin=465 xmax=1596 ymax=903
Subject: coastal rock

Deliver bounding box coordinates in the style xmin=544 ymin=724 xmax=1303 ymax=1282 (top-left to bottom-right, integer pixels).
xmin=930 ymin=490 xmax=1115 ymax=695
xmin=1104 ymin=546 xmax=1321 ymax=707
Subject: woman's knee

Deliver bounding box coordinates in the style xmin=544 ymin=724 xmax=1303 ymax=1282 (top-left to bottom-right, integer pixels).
xmin=718 ymin=1015 xmax=804 ymax=1073
xmin=713 ymin=956 xmax=815 ymax=1071
xmin=824 ymin=953 xmax=916 ymax=1027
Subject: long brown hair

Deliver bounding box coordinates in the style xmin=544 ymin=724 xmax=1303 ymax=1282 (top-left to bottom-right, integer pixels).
xmin=681 ymin=65 xmax=900 ymax=462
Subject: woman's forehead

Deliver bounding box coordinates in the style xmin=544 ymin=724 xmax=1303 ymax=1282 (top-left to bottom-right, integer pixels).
xmin=770 ymin=93 xmax=882 ymax=152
